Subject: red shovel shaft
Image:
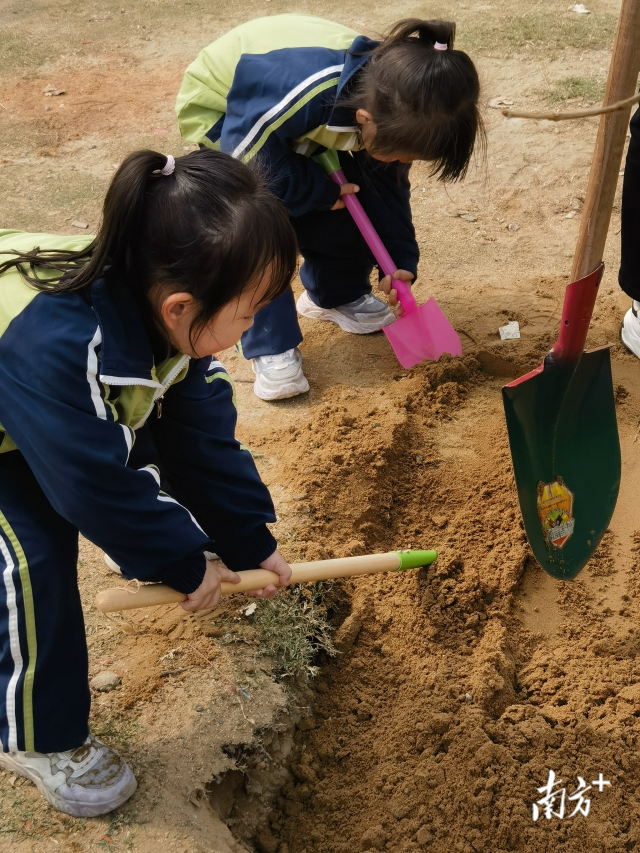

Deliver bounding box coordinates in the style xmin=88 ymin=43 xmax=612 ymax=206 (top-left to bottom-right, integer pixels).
xmin=327 ymin=167 xmax=418 ymax=314
xmin=551 ymin=264 xmax=604 ymax=364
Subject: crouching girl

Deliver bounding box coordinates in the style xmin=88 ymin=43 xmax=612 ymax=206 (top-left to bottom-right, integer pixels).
xmin=0 ymin=149 xmax=296 ymax=816
xmin=177 ymin=15 xmax=483 ymax=400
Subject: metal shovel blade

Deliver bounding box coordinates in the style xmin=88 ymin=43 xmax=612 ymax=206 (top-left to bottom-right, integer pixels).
xmin=502 ymin=344 xmax=620 ymax=580
xmin=383 ymin=298 xmax=463 ymax=369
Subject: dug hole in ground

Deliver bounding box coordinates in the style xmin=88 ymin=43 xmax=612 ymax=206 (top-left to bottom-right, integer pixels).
xmin=2 ymin=0 xmax=640 ymax=850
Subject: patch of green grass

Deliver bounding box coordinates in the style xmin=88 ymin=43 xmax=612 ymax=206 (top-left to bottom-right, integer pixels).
xmin=542 ymin=75 xmax=605 ymax=104
xmin=253 ymin=583 xmax=336 ymax=680
xmin=459 ymin=13 xmax=617 ymax=53
xmin=89 ymin=713 xmax=138 ymax=751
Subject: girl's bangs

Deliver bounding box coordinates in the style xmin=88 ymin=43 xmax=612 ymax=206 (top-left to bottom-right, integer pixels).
xmin=223 ymin=200 xmax=298 ymax=305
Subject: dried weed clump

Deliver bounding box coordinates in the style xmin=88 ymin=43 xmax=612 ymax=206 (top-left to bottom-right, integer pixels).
xmin=542 ymin=75 xmax=606 ymax=104
xmin=253 ymin=583 xmax=336 ymax=680
xmin=89 ymin=711 xmax=139 ymax=750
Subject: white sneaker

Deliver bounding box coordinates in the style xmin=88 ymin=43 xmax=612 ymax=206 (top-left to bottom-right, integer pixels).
xmin=104 ymin=554 xmax=122 ymax=575
xmin=621 ymin=301 xmax=640 ymax=358
xmin=296 ymin=290 xmax=395 ymax=334
xmin=0 ymin=735 xmax=137 ymax=817
xmin=252 ymin=347 xmax=310 ymax=401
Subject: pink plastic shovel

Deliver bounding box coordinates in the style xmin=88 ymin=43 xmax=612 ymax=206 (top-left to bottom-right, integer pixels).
xmin=317 ymin=150 xmax=462 ymax=369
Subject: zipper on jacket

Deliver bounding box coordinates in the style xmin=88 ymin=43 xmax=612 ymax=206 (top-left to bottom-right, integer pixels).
xmin=156 ymin=398 xmax=163 ymax=419
xmin=139 ymin=354 xmax=189 ymax=428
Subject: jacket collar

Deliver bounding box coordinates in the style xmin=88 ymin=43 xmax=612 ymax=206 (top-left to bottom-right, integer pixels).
xmin=89 ymin=276 xmax=162 ymax=387
xmin=327 ymin=35 xmax=379 ymax=130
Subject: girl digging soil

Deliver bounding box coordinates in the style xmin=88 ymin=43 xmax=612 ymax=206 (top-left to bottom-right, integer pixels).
xmin=0 ymin=149 xmax=296 ymax=817
xmin=176 ymin=14 xmax=484 ymax=401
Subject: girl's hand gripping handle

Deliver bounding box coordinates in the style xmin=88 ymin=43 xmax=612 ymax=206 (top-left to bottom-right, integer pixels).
xmin=379 ymin=273 xmax=417 ymax=318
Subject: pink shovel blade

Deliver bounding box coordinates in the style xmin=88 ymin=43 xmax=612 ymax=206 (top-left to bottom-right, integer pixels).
xmin=383 ymin=298 xmax=463 ymax=369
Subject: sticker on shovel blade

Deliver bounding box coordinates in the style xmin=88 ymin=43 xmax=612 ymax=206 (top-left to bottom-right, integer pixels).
xmin=537 ymin=478 xmax=575 ymax=549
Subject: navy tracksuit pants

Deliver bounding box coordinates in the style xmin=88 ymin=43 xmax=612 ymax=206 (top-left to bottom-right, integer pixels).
xmin=0 ymin=429 xmax=175 ymax=754
xmin=240 ymin=151 xmax=419 ymax=359
xmin=0 ymin=450 xmax=89 ymax=753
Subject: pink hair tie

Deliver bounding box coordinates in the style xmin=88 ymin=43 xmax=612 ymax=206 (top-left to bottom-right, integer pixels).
xmin=434 ymin=41 xmax=448 ymax=51
xmin=161 ymin=155 xmax=175 ymax=176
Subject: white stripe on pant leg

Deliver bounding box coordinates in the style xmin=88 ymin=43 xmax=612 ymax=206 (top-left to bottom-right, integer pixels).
xmin=0 ymin=534 xmax=23 ymax=752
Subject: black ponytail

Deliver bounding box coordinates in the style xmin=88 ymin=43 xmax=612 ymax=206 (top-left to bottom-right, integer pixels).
xmin=343 ymin=18 xmax=484 ymax=181
xmin=0 ymin=149 xmax=297 ymax=346
xmin=385 ymin=18 xmax=456 ymax=49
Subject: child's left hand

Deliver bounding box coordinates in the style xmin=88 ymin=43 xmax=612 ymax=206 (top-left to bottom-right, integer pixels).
xmin=246 ymin=549 xmax=292 ymax=599
xmin=378 ymin=270 xmax=415 ymax=318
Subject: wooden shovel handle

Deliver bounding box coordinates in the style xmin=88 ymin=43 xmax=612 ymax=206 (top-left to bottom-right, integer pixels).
xmin=571 ymin=0 xmax=640 ymax=281
xmin=95 ymin=551 xmax=437 ymax=612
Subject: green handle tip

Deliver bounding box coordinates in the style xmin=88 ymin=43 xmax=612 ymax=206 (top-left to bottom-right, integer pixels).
xmin=313 ymin=149 xmax=341 ymax=175
xmin=395 ymin=550 xmax=438 ymax=571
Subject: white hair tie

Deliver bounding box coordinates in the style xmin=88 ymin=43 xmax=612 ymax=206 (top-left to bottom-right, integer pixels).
xmin=434 ymin=42 xmax=448 ymax=51
xmin=161 ymin=155 xmax=175 ymax=176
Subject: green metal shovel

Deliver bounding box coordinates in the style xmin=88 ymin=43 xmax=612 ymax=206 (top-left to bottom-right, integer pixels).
xmin=502 ymin=0 xmax=640 ymax=580
xmin=503 ymin=268 xmax=620 ymax=580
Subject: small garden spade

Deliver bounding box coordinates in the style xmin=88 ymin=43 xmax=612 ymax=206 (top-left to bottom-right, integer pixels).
xmin=316 ymin=149 xmax=462 ymax=368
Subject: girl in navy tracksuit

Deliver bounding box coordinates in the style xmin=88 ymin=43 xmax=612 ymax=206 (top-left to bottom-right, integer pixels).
xmin=0 ymin=150 xmax=296 ymax=817
xmin=177 ymin=15 xmax=483 ymax=401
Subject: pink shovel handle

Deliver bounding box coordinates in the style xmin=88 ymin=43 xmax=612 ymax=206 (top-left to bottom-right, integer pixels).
xmin=329 ymin=168 xmax=418 ymax=316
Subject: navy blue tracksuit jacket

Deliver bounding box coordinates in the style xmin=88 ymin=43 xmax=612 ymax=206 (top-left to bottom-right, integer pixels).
xmin=0 ymin=230 xmax=276 ymax=753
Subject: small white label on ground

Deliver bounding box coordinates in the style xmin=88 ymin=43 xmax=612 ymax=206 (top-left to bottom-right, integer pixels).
xmin=499 ymin=320 xmax=521 ymax=340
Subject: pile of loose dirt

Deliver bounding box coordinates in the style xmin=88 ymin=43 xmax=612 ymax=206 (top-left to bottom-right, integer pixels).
xmin=247 ymin=355 xmax=486 ymax=563
xmin=229 ymin=343 xmax=640 ymax=853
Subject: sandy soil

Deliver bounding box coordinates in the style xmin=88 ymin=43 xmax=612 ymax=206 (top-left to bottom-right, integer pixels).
xmin=1 ymin=0 xmax=640 ymax=850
